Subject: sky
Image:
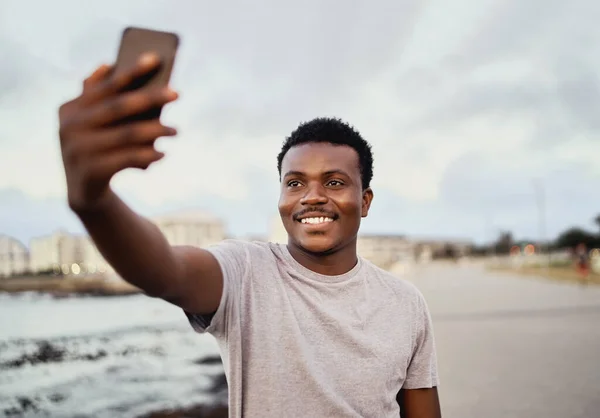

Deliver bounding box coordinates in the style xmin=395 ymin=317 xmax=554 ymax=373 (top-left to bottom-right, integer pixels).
xmin=1 ymin=0 xmax=599 ymax=246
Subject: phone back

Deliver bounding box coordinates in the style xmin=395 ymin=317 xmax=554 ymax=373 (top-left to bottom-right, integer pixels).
xmin=114 ymin=26 xmax=179 ymax=90
xmin=112 ymin=27 xmax=179 ymax=122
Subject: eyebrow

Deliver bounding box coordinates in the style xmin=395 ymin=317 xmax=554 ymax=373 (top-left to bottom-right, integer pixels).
xmin=283 ymin=169 xmax=351 ymax=178
xmin=282 ymin=170 xmax=305 ymax=178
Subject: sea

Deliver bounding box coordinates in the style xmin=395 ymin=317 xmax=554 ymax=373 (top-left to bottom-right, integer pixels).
xmin=0 ymin=292 xmax=226 ymax=418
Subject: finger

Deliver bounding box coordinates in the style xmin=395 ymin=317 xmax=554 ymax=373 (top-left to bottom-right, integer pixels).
xmin=94 ymin=120 xmax=177 ymax=151
xmin=83 ymin=87 xmax=178 ymax=127
xmin=83 ymin=64 xmax=113 ymax=92
xmin=93 ymin=146 xmax=165 ymax=178
xmin=82 ymin=53 xmax=161 ymax=104
xmin=61 ymin=122 xmax=174 ymax=169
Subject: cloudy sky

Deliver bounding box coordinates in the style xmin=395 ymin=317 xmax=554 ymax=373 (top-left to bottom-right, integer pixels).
xmin=1 ymin=0 xmax=599 ymax=245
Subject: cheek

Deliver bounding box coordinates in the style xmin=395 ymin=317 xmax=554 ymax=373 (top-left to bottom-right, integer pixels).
xmin=278 ymin=194 xmax=293 ymax=217
xmin=334 ymin=193 xmax=363 ymax=217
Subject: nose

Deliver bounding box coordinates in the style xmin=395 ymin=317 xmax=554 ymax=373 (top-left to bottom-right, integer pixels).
xmin=300 ymin=183 xmax=328 ymax=205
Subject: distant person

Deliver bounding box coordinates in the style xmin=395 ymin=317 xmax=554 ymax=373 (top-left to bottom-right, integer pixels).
xmin=57 ymin=54 xmax=441 ymax=417
xmin=574 ymin=243 xmax=590 ymax=281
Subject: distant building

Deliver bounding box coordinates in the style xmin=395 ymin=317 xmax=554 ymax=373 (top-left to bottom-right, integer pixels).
xmin=153 ymin=209 xmax=226 ymax=248
xmin=22 ymin=210 xmax=225 ymax=280
xmin=29 ymin=230 xmax=85 ymax=275
xmin=80 ymin=237 xmax=113 ymax=275
xmin=0 ymin=235 xmax=30 ymax=278
xmin=411 ymin=237 xmax=473 ymax=258
xmin=357 ymin=234 xmax=415 ymax=269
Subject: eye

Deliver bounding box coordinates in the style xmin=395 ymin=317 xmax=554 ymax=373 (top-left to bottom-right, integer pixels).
xmin=326 ymin=179 xmax=344 ymax=187
xmin=287 ymin=180 xmax=302 ymax=188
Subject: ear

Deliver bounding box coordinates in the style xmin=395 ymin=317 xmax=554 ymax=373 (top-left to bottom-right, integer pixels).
xmin=361 ymin=188 xmax=374 ymax=218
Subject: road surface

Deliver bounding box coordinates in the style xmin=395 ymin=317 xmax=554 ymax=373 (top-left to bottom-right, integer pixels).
xmin=408 ymin=262 xmax=600 ymax=418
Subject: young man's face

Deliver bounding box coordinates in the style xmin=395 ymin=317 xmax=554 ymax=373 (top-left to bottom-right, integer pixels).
xmin=278 ymin=142 xmax=373 ymax=255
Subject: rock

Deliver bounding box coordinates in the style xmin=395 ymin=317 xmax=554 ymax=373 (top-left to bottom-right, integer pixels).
xmin=193 ymin=355 xmax=222 ymax=366
xmin=3 ymin=396 xmax=41 ymax=416
xmin=1 ymin=341 xmax=65 ymax=368
xmin=141 ymin=405 xmax=228 ymax=418
xmin=209 ymin=373 xmax=228 ymax=394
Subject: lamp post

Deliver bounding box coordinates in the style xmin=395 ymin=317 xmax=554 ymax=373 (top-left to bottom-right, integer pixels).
xmin=533 ymin=179 xmax=549 ymax=270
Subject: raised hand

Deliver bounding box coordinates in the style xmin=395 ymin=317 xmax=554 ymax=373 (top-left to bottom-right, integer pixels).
xmin=58 ymin=53 xmax=178 ymax=213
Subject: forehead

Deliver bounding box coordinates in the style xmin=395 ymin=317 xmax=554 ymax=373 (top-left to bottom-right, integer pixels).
xmin=281 ymin=143 xmax=360 ymax=176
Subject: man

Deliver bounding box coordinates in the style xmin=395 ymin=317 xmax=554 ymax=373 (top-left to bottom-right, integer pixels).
xmin=58 ymin=53 xmax=441 ymax=417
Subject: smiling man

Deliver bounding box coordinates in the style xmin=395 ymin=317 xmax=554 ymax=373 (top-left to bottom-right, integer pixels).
xmin=58 ymin=54 xmax=441 ymax=417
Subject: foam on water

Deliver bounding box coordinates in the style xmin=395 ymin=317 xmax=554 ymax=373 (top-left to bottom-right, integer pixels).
xmin=0 ymin=293 xmax=224 ymax=418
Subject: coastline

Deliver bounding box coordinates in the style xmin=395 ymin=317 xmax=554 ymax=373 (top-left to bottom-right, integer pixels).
xmin=0 ymin=275 xmax=141 ymax=297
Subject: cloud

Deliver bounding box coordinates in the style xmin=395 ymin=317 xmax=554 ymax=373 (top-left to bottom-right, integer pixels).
xmin=0 ymin=0 xmax=599 ymax=243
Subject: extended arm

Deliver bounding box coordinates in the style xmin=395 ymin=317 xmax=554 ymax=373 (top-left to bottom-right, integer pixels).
xmin=58 ymin=55 xmax=223 ymax=315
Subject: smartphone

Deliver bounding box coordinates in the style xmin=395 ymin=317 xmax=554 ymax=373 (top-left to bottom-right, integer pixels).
xmin=112 ymin=26 xmax=180 ymax=122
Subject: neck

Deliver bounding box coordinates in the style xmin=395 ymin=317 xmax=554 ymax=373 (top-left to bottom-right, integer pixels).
xmin=286 ymin=239 xmax=358 ymax=276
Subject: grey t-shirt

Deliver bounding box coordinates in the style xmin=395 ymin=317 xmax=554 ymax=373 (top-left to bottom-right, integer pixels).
xmin=186 ymin=240 xmax=439 ymax=417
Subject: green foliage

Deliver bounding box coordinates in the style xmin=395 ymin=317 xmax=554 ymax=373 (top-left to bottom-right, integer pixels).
xmin=488 ymin=213 xmax=600 ymax=252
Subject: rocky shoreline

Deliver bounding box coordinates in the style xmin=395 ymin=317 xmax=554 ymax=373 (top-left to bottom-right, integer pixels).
xmin=142 ymin=404 xmax=228 ymax=418
xmin=140 ymin=371 xmax=228 ymax=418
xmin=0 ymin=275 xmax=141 ymax=297
xmin=3 ymin=382 xmax=228 ymax=418
xmin=141 ymin=371 xmax=228 ymax=418
xmin=1 ymin=331 xmax=228 ymax=418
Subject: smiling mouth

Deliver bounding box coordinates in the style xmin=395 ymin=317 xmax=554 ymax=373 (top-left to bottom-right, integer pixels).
xmin=299 ymin=217 xmax=335 ymax=225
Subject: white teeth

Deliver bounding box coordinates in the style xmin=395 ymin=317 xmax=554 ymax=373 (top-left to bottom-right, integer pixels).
xmin=300 ymin=217 xmax=334 ymax=224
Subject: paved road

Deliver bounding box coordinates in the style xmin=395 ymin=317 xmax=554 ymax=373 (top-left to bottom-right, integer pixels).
xmin=407 ymin=262 xmax=600 ymax=418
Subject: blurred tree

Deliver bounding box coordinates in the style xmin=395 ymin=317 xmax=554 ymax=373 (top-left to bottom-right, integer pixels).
xmin=554 ymin=227 xmax=596 ymax=249
xmin=442 ymin=244 xmax=457 ymax=260
xmin=594 ymin=214 xmax=600 ymax=232
xmin=494 ymin=231 xmax=513 ymax=254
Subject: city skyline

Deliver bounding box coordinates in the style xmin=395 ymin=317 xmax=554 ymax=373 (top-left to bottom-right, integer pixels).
xmin=1 ymin=211 xmax=438 ymax=278
xmin=1 ymin=0 xmax=599 ymax=246
xmin=0 ymin=208 xmax=472 ymax=249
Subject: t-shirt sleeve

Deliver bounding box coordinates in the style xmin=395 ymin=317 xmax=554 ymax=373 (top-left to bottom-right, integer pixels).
xmin=403 ymin=291 xmax=440 ymax=389
xmin=184 ymin=239 xmax=250 ymax=337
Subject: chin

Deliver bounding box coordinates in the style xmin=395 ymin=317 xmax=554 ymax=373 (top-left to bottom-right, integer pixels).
xmin=295 ymin=235 xmax=339 ymax=255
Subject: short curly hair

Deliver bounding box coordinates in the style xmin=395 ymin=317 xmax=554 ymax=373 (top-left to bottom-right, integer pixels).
xmin=277 ymin=117 xmax=374 ymax=189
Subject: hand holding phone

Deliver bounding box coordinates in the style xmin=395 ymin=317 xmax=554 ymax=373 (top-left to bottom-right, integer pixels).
xmin=57 ymin=27 xmax=180 ymax=213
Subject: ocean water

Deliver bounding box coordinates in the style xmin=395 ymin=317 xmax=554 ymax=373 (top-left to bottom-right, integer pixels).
xmin=0 ymin=292 xmax=225 ymax=418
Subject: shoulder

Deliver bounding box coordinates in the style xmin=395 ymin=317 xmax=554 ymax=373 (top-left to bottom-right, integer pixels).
xmin=207 ymin=238 xmax=271 ymax=250
xmin=361 ymin=258 xmax=427 ymax=308
xmin=206 ymin=239 xmax=283 ymax=263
